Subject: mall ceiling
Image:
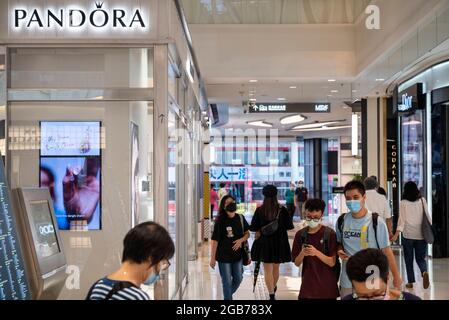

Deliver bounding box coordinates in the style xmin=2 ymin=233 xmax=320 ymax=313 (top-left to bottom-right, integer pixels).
xmin=184 ymin=0 xmax=449 ymax=137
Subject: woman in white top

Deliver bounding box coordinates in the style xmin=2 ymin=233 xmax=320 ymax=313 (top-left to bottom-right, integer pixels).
xmin=392 ymin=181 xmax=431 ymax=290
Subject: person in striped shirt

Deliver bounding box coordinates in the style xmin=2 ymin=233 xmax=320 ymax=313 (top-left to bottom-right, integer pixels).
xmin=86 ymin=221 xmax=175 ymax=300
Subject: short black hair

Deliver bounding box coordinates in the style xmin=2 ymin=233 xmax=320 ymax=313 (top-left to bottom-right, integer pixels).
xmin=219 ymin=183 xmax=226 ymax=188
xmin=122 ymin=222 xmax=175 ymax=266
xmin=346 ymin=249 xmax=389 ymax=284
xmin=304 ymin=199 xmax=326 ymax=214
xmin=344 ymin=180 xmax=366 ymax=196
xmin=402 ymin=181 xmax=421 ymax=202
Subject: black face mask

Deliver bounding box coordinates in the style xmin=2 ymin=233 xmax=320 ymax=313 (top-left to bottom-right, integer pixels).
xmin=225 ymin=203 xmax=237 ymax=213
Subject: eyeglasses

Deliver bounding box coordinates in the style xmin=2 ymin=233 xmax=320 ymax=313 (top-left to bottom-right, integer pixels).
xmin=352 ymin=292 xmax=387 ymax=300
xmin=160 ymin=261 xmax=171 ymax=271
xmin=305 ymin=217 xmax=321 ymax=223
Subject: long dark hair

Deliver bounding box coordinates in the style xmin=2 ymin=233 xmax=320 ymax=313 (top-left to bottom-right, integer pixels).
xmin=216 ymin=195 xmax=236 ymax=223
xmin=402 ymin=181 xmax=421 ymax=202
xmin=261 ymin=195 xmax=280 ymax=221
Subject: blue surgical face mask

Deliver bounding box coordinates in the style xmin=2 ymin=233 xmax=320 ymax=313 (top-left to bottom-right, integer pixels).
xmin=143 ymin=272 xmax=160 ymax=286
xmin=346 ymin=200 xmax=362 ymax=213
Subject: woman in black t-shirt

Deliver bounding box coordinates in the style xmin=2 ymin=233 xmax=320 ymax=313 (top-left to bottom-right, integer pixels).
xmin=250 ymin=185 xmax=294 ymax=300
xmin=210 ymin=195 xmax=250 ymax=300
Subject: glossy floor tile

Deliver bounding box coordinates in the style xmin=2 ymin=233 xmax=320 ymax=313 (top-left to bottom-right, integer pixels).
xmin=183 ymin=219 xmax=449 ymax=300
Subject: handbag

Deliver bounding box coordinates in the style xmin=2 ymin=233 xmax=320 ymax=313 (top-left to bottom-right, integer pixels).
xmin=238 ymin=214 xmax=251 ymax=266
xmin=421 ymin=198 xmax=435 ymax=244
xmin=260 ymin=207 xmax=281 ymax=236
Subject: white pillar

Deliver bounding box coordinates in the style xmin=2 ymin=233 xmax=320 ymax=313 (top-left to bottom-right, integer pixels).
xmin=291 ymin=142 xmax=299 ymax=183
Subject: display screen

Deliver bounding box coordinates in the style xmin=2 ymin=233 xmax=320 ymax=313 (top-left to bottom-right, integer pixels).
xmin=40 ymin=121 xmax=102 ymax=231
xmin=40 ymin=157 xmax=101 ymax=230
xmin=29 ymin=200 xmax=60 ymax=259
xmin=40 ymin=122 xmax=101 ymax=157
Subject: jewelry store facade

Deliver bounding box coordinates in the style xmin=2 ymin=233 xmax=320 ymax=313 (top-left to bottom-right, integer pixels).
xmin=0 ymin=0 xmax=207 ymax=299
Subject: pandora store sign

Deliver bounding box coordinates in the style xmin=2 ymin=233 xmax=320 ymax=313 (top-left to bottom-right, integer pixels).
xmin=10 ymin=2 xmax=149 ymax=33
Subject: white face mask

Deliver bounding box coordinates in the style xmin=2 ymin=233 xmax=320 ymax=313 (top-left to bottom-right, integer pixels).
xmin=306 ymin=218 xmax=321 ymax=229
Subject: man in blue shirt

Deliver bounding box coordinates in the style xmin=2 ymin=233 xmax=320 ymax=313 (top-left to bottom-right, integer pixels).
xmin=336 ymin=180 xmax=402 ymax=298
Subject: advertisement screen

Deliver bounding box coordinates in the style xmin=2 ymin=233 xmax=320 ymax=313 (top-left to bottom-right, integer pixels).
xmin=29 ymin=200 xmax=60 ymax=259
xmin=40 ymin=157 xmax=101 ymax=230
xmin=40 ymin=122 xmax=101 ymax=157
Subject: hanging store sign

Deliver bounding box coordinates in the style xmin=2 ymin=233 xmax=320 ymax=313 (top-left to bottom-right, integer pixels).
xmin=395 ymin=83 xmax=425 ymax=115
xmin=387 ymin=142 xmax=398 ymax=189
xmin=249 ymin=103 xmax=331 ymax=114
xmin=11 ymin=2 xmax=148 ymax=32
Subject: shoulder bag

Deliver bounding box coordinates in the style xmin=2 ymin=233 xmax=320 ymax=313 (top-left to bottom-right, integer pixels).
xmin=238 ymin=214 xmax=251 ymax=266
xmin=260 ymin=207 xmax=282 ymax=236
xmin=421 ymin=198 xmax=435 ymax=244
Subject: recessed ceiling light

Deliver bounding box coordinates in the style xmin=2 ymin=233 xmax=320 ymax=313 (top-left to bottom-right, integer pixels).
xmin=247 ymin=120 xmax=273 ymax=128
xmin=352 ymin=90 xmax=357 ymax=93
xmin=375 ymin=78 xmax=385 ymax=82
xmin=280 ymin=114 xmax=306 ymax=125
xmin=249 ymin=98 xmax=257 ymax=102
xmin=295 ymin=125 xmax=352 ymax=132
xmin=327 ymin=95 xmax=333 ymax=97
xmin=328 ymin=79 xmax=336 ymax=82
xmin=249 ymin=93 xmax=255 ymax=96
xmin=289 ymin=86 xmax=297 ymax=89
xmin=290 ymin=121 xmax=342 ymax=130
xmin=277 ymin=98 xmax=286 ymax=101
xmin=331 ymin=90 xmax=339 ymax=93
xmin=249 ymin=80 xmax=258 ymax=83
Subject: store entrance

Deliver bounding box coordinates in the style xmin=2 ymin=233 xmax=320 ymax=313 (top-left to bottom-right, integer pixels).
xmin=431 ymin=86 xmax=449 ymax=258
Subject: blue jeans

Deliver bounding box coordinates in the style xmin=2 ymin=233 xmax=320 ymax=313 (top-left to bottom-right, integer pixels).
xmin=402 ymin=237 xmax=428 ymax=283
xmin=218 ymin=260 xmax=243 ymax=300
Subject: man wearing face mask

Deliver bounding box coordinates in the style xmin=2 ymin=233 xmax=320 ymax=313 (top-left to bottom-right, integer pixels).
xmin=292 ymin=199 xmax=340 ymax=300
xmin=336 ymin=180 xmax=402 ymax=299
xmin=86 ymin=222 xmax=174 ymax=300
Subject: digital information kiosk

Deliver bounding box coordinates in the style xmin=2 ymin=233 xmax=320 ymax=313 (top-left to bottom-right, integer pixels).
xmin=13 ymin=187 xmax=67 ymax=300
xmin=1 ymin=155 xmax=68 ymax=300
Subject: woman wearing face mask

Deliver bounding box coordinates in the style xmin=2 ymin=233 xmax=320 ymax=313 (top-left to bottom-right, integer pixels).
xmin=292 ymin=199 xmax=340 ymax=300
xmin=250 ymin=185 xmax=294 ymax=300
xmin=210 ymin=195 xmax=250 ymax=300
xmin=86 ymin=222 xmax=174 ymax=300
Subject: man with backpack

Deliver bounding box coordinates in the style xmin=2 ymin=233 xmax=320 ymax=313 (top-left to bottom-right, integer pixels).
xmin=292 ymin=199 xmax=340 ymax=299
xmin=336 ymin=180 xmax=402 ymax=298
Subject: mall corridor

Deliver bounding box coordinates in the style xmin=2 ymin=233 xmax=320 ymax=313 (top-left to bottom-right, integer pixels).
xmin=2 ymin=0 xmax=449 ymax=309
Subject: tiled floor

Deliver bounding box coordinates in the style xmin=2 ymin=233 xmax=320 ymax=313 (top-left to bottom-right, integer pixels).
xmin=183 ymin=218 xmax=449 ymax=300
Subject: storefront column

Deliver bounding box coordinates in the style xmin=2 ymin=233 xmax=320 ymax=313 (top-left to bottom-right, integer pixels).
xmin=362 ymin=97 xmax=388 ymax=184
xmin=153 ymin=44 xmax=169 ymax=300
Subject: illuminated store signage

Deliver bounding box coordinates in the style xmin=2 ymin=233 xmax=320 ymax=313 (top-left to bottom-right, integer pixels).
xmin=398 ymin=94 xmax=413 ymax=112
xmin=389 ymin=143 xmax=398 ymax=189
xmin=396 ymin=83 xmax=425 ymax=115
xmin=250 ymin=103 xmax=331 ymax=113
xmin=12 ymin=2 xmax=148 ymax=31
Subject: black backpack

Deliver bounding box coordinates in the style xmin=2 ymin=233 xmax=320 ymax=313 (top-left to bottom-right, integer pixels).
xmin=299 ymin=226 xmax=341 ymax=280
xmin=336 ymin=212 xmax=380 ymax=249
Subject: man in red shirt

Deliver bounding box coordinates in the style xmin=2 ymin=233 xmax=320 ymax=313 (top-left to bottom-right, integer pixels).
xmin=291 ymin=199 xmax=340 ymax=300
